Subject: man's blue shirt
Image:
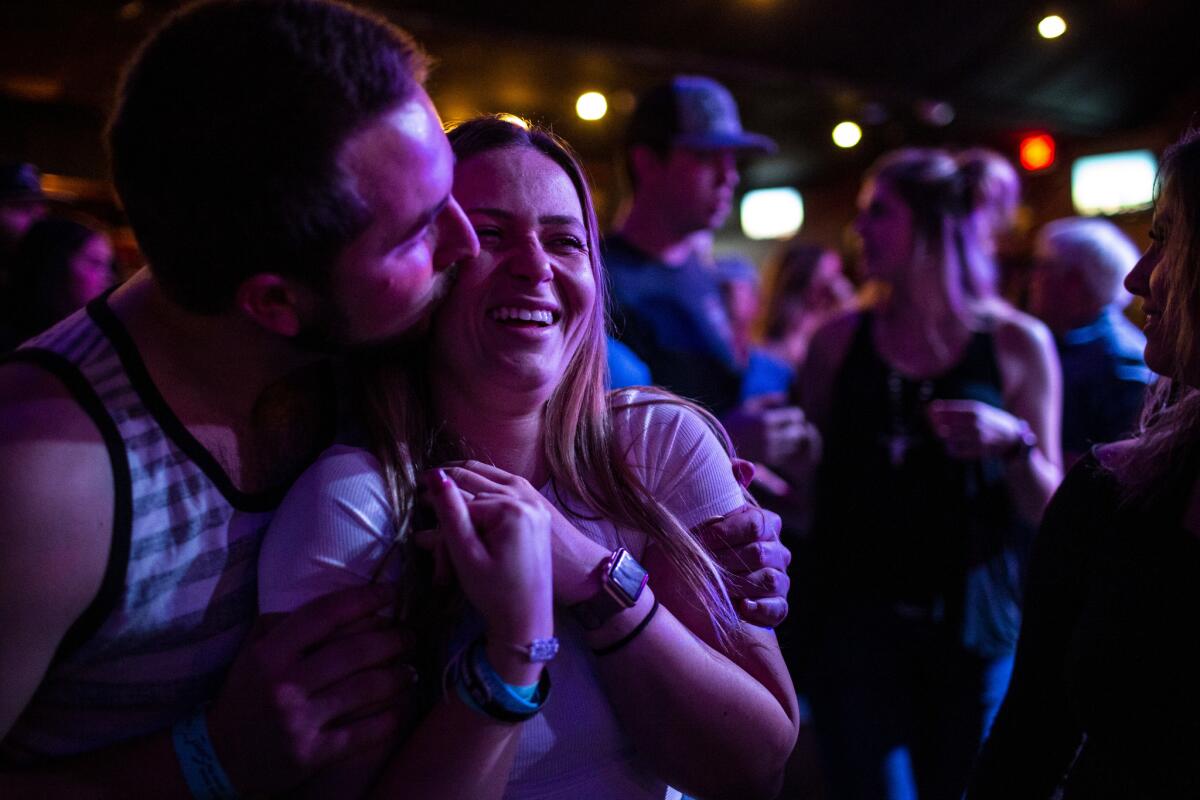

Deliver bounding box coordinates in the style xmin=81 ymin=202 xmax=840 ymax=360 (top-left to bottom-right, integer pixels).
xmin=1057 ymin=306 xmax=1153 ymax=455
xmin=603 ymin=235 xmax=743 ymax=413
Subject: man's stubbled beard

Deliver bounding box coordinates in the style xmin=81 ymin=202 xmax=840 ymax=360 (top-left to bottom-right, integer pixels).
xmin=292 ymin=261 xmax=461 ymax=361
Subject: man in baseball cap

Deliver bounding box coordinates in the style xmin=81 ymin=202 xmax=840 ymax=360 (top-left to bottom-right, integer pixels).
xmin=606 ymin=76 xmax=776 ymax=410
xmin=625 ymin=75 xmax=778 ymax=156
xmin=0 ymin=162 xmax=48 ymax=281
xmin=605 ymin=76 xmax=814 ymax=471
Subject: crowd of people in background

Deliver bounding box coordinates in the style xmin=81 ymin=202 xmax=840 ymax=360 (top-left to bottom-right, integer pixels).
xmin=0 ymin=165 xmax=116 ymax=352
xmin=0 ymin=0 xmax=1190 ymax=798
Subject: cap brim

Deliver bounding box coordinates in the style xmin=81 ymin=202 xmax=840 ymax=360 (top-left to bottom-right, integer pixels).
xmin=674 ymin=131 xmax=778 ymax=156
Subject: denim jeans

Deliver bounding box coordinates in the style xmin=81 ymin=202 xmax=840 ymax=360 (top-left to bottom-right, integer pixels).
xmin=806 ymin=608 xmax=1014 ymax=800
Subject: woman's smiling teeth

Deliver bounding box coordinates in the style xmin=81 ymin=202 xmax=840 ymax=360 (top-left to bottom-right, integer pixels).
xmin=488 ymin=306 xmax=558 ymax=326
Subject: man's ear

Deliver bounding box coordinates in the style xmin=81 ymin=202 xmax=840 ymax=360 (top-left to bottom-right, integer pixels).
xmin=234 ymin=274 xmax=308 ymax=337
xmin=629 ymin=144 xmax=663 ymax=187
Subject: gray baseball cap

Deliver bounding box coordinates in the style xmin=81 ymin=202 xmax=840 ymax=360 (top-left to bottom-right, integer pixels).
xmin=626 ymin=75 xmax=777 ymax=155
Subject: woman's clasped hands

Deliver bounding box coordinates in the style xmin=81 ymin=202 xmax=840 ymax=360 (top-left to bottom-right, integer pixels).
xmin=416 ymin=466 xmax=554 ymax=682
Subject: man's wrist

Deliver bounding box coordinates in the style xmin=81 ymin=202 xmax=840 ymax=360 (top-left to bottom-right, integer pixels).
xmin=172 ymin=708 xmax=239 ymax=800
xmin=202 ymin=704 xmax=262 ymax=798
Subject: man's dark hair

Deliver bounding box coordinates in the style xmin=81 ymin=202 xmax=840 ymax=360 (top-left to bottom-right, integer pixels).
xmin=621 ymin=83 xmax=676 ymax=191
xmin=624 ymin=83 xmax=677 ymax=161
xmin=108 ymin=0 xmax=428 ymax=314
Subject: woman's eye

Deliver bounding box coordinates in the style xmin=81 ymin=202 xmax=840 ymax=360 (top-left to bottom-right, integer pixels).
xmin=474 ymin=226 xmax=502 ymax=241
xmin=548 ymin=235 xmax=587 ymax=252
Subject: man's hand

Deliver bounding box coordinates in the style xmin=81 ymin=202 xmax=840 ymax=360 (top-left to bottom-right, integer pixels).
xmin=206 ymin=584 xmax=415 ymax=796
xmin=696 ymin=505 xmax=791 ymax=627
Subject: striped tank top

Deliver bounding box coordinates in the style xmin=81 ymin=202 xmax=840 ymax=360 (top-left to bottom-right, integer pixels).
xmin=1 ymin=296 xmax=283 ymax=760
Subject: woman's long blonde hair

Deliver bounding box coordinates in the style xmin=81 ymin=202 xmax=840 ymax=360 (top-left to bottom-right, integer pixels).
xmin=1108 ymin=129 xmax=1200 ymax=499
xmin=354 ymin=116 xmax=746 ymax=648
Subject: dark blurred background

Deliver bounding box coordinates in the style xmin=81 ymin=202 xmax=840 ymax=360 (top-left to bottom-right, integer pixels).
xmin=2 ymin=0 xmax=1197 ymax=275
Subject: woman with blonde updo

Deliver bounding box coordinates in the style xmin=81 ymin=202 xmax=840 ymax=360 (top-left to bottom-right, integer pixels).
xmin=797 ymin=148 xmax=1062 ymax=800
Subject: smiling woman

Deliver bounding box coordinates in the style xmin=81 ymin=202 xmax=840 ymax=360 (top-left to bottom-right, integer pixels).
xmin=967 ymin=127 xmax=1200 ymax=799
xmin=431 ymin=144 xmax=596 ymax=402
xmin=255 ymin=115 xmax=800 ymax=800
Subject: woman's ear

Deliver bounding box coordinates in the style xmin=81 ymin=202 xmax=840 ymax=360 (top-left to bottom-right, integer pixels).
xmin=234 ymin=274 xmax=307 ymax=337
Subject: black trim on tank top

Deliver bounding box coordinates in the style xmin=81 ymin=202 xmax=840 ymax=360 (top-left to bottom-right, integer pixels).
xmin=87 ymin=294 xmax=286 ymax=512
xmin=0 ymin=348 xmax=133 ymax=659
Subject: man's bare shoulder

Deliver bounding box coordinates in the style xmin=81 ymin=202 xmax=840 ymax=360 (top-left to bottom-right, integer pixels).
xmin=0 ymin=361 xmax=116 ymax=738
xmin=0 ymin=359 xmax=115 ymax=575
xmin=0 ymin=359 xmax=109 ymax=437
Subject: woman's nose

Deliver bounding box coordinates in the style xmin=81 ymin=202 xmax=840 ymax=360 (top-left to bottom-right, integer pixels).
xmin=507 ymin=240 xmax=554 ymax=283
xmin=1124 ymin=248 xmax=1154 ymax=297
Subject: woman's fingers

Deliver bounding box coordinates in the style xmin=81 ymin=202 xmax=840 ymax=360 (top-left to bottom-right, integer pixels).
xmin=440 ymin=460 xmax=540 ymax=500
xmin=440 ymin=466 xmax=508 ymax=497
xmin=461 ymin=495 xmax=537 ymax=547
xmin=421 ymin=469 xmax=487 ymax=574
xmin=440 ymin=459 xmax=520 ymax=485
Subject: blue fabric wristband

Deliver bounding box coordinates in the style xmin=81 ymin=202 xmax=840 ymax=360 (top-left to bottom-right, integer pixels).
xmin=469 ymin=641 xmax=541 ymax=714
xmin=511 ymin=681 xmax=539 ymax=702
xmin=448 ymin=637 xmax=550 ymax=722
xmin=171 ymin=708 xmax=239 ymax=800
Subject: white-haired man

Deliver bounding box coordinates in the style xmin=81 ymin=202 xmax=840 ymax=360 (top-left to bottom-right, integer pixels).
xmin=1030 ymin=217 xmax=1153 ymax=465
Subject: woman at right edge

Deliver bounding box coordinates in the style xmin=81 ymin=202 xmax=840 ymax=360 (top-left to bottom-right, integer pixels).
xmin=968 ymin=129 xmax=1200 ymax=798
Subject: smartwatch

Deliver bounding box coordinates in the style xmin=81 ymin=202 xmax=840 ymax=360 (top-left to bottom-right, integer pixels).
xmin=569 ymin=548 xmax=649 ymax=630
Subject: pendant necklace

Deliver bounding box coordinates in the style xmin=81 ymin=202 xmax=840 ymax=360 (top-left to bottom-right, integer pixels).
xmin=883 ymin=367 xmax=935 ymax=468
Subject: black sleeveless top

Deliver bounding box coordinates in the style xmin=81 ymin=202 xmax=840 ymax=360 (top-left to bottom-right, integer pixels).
xmin=809 ymin=314 xmax=1031 ymax=652
xmin=969 ymin=449 xmax=1200 ymax=798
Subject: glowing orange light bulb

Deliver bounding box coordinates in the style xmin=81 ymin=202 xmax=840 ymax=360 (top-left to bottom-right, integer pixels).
xmin=1019 ymin=133 xmax=1056 ymax=171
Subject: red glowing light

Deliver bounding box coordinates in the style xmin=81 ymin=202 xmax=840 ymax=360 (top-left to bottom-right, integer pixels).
xmin=1019 ymin=133 xmax=1056 ymax=171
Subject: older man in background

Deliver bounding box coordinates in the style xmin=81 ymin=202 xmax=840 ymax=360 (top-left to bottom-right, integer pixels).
xmin=1030 ymin=216 xmax=1153 ymax=466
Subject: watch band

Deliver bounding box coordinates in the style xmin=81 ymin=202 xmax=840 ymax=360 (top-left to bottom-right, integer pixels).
xmin=569 ymin=548 xmax=648 ymax=630
xmin=449 ymin=637 xmax=551 ymax=724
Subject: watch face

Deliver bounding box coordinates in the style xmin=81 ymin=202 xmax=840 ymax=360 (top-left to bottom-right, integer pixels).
xmin=608 ymin=549 xmax=649 ymax=606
